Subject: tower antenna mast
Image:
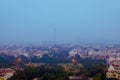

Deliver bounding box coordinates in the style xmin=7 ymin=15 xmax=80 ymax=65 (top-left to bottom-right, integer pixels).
xmin=54 ymin=27 xmax=57 ymax=44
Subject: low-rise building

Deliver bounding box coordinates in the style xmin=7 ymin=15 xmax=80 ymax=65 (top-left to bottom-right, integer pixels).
xmin=0 ymin=68 xmax=16 ymax=80
xmin=106 ymin=53 xmax=120 ymax=80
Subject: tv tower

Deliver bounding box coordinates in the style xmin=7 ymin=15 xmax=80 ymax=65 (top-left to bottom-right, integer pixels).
xmin=54 ymin=27 xmax=57 ymax=44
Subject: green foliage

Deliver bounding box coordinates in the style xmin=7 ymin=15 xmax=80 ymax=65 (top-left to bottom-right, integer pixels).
xmin=75 ymin=55 xmax=106 ymax=79
xmin=0 ymin=55 xmax=15 ymax=67
xmin=8 ymin=65 xmax=69 ymax=80
xmin=32 ymin=53 xmax=69 ymax=63
xmin=107 ymin=78 xmax=118 ymax=80
xmin=93 ymin=73 xmax=102 ymax=80
xmin=4 ymin=52 xmax=107 ymax=80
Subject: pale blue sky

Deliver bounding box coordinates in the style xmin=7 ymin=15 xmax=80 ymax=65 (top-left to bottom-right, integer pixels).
xmin=0 ymin=0 xmax=120 ymax=44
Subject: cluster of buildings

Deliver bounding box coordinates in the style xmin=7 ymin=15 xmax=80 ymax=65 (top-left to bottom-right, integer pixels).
xmin=0 ymin=44 xmax=70 ymax=59
xmin=68 ymin=45 xmax=109 ymax=60
xmin=0 ymin=45 xmax=49 ymax=58
xmin=0 ymin=44 xmax=120 ymax=79
xmin=0 ymin=44 xmax=120 ymax=62
xmin=0 ymin=68 xmax=16 ymax=80
xmin=106 ymin=53 xmax=120 ymax=80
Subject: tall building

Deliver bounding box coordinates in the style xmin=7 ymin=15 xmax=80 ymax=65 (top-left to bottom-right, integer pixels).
xmin=106 ymin=53 xmax=120 ymax=80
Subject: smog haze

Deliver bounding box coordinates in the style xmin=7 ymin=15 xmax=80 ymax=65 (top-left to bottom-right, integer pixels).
xmin=0 ymin=0 xmax=120 ymax=44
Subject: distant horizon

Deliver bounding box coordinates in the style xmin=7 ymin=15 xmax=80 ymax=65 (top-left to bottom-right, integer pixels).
xmin=0 ymin=39 xmax=119 ymax=46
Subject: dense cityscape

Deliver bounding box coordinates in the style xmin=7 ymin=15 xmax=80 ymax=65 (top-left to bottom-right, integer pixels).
xmin=0 ymin=0 xmax=120 ymax=80
xmin=0 ymin=43 xmax=119 ymax=80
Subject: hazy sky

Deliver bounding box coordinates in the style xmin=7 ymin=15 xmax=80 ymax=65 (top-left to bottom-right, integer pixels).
xmin=0 ymin=0 xmax=120 ymax=44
